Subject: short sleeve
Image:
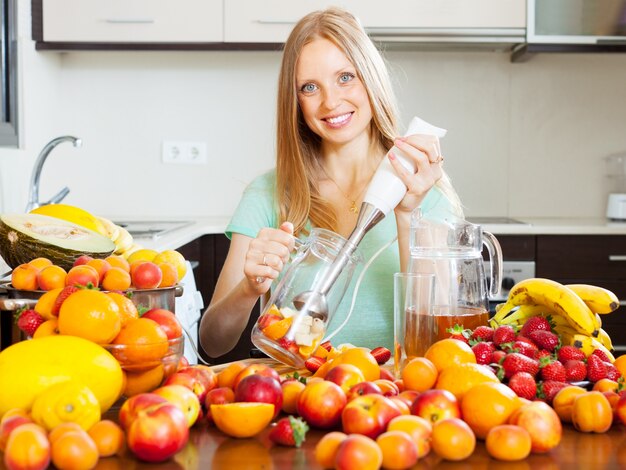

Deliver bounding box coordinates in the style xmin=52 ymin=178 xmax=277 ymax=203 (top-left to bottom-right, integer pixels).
xmin=225 ymin=170 xmax=279 ymax=240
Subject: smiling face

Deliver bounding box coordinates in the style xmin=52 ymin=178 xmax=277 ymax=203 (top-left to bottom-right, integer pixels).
xmin=295 ymin=38 xmax=373 ymax=149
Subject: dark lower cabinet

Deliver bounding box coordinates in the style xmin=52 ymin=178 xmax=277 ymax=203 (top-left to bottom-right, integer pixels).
xmin=178 ymin=234 xmax=260 ymax=365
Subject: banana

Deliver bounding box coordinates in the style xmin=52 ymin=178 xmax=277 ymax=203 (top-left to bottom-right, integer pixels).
xmin=493 ymin=278 xmax=597 ymax=336
xmin=499 ymin=304 xmax=547 ymax=326
xmin=97 ymin=216 xmax=120 ymax=242
xmin=567 ymin=334 xmax=616 ymax=362
xmin=594 ymin=313 xmax=602 ymax=329
xmin=566 ymin=284 xmax=620 ymax=314
xmin=594 ymin=327 xmax=614 ymax=351
xmin=113 ymin=227 xmax=133 ymax=255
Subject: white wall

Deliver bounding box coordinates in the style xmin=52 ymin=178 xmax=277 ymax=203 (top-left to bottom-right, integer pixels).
xmin=1 ymin=1 xmax=626 ymax=220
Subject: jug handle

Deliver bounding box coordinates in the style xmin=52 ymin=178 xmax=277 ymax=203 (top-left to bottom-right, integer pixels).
xmin=482 ymin=231 xmax=503 ymax=299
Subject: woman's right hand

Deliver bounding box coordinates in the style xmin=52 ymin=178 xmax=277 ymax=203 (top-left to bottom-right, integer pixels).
xmin=244 ymin=221 xmax=296 ymax=295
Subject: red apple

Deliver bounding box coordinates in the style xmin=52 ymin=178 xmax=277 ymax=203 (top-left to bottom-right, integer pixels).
xmin=234 ymin=375 xmax=283 ymax=419
xmin=297 ymin=381 xmax=347 ymax=429
xmin=342 ymin=394 xmax=403 ymax=439
xmin=153 ymin=384 xmax=201 ymax=428
xmin=131 ymin=261 xmax=163 ymax=289
xmin=411 ymin=389 xmax=460 ymax=424
xmin=142 ymin=309 xmax=183 ymax=340
xmin=325 ymin=364 xmax=366 ymax=394
xmin=346 ymin=381 xmax=383 ymax=402
xmin=73 ymin=255 xmax=94 ymax=267
xmin=163 ymin=366 xmax=217 ymax=404
xmin=204 ymin=387 xmax=236 ymax=425
xmin=126 ymin=401 xmax=189 ymax=463
xmin=118 ymin=393 xmax=168 ymax=430
xmin=232 ymin=364 xmax=280 ymax=391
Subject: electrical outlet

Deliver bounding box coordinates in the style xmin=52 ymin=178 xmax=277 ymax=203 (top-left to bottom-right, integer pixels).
xmin=162 ymin=141 xmax=208 ymax=165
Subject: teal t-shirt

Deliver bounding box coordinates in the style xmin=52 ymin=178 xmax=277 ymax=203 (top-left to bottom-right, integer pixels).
xmin=226 ymin=170 xmax=454 ymax=350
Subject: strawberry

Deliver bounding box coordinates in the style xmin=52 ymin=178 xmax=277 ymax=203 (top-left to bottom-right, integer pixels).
xmin=370 ymin=347 xmax=391 ymax=365
xmin=278 ymin=338 xmax=299 ymax=356
xmin=446 ymin=325 xmax=470 ymax=344
xmin=538 ymin=380 xmax=568 ymax=405
xmin=520 ymin=316 xmax=552 ymax=338
xmin=508 ymin=372 xmax=536 ymax=400
xmin=470 ymin=326 xmax=494 ymax=342
xmin=536 ymin=349 xmax=553 ymax=361
xmin=304 ymin=357 xmax=325 ymax=374
xmin=557 ymin=345 xmax=586 ymax=363
xmin=472 ymin=342 xmax=495 ymax=365
xmin=605 ymin=362 xmax=622 ymax=382
xmin=499 ymin=353 xmax=540 ymax=380
xmin=493 ymin=325 xmax=516 ymax=347
xmin=591 ymin=349 xmax=612 ymax=363
xmin=528 ymin=330 xmax=560 ymax=352
xmin=319 ymin=341 xmax=333 ymax=352
xmin=269 ymin=416 xmax=309 ymax=447
xmin=492 ymin=350 xmax=507 ymax=364
xmin=539 ymin=357 xmax=566 ymax=382
xmin=563 ymin=360 xmax=587 ymax=382
xmin=15 ymin=309 xmax=45 ymax=337
xmin=51 ymin=285 xmax=80 ymax=316
xmin=257 ymin=313 xmax=281 ymax=330
xmin=586 ymin=354 xmax=608 ymax=382
xmin=505 ymin=340 xmax=539 ymax=359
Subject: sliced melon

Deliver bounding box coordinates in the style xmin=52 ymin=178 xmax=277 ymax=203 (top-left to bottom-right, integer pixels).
xmin=0 ymin=213 xmax=116 ymax=270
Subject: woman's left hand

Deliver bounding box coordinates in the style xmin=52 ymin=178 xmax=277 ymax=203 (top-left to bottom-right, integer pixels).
xmin=388 ymin=134 xmax=444 ymax=214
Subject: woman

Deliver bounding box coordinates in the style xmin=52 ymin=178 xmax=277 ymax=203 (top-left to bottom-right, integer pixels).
xmin=199 ymin=7 xmax=462 ymax=358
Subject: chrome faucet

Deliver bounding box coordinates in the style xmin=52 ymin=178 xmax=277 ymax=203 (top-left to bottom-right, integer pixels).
xmin=25 ymin=136 xmax=82 ymax=212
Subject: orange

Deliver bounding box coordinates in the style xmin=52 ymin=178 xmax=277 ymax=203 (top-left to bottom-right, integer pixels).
xmin=11 ymin=263 xmax=39 ymax=290
xmin=424 ymin=338 xmax=476 ymax=372
xmin=485 ymin=424 xmax=532 ymax=461
xmin=261 ymin=317 xmax=293 ymax=341
xmin=122 ymin=364 xmax=165 ymax=396
xmin=51 ymin=430 xmax=99 ymax=470
xmin=111 ymin=318 xmax=169 ymax=368
xmin=461 ymin=382 xmax=519 ymax=439
xmin=401 ymin=357 xmax=438 ymax=392
xmin=612 ymin=355 xmax=626 ymax=378
xmin=34 ymin=287 xmax=63 ymax=320
xmin=217 ymin=361 xmax=248 ymax=389
xmin=314 ymin=431 xmax=348 ymax=469
xmin=210 ymin=403 xmax=274 ymax=438
xmin=57 ymin=289 xmax=122 ymax=344
xmin=105 ymin=255 xmax=130 ymax=273
xmin=153 ymin=250 xmax=187 ymax=280
xmin=106 ymin=292 xmax=139 ymax=327
xmin=431 ymin=417 xmax=476 ymax=461
xmin=157 ymin=262 xmax=178 ymax=288
xmin=435 ymin=362 xmax=499 ymax=400
xmin=281 ymin=380 xmax=306 ymax=415
xmin=376 ymin=430 xmax=419 ymax=469
xmin=33 ymin=318 xmax=59 ymax=338
xmin=330 ymin=347 xmax=380 ymax=382
xmin=101 ymin=267 xmax=132 ymax=291
xmin=87 ymin=419 xmax=125 ymax=457
xmin=36 ymin=265 xmax=67 ymax=290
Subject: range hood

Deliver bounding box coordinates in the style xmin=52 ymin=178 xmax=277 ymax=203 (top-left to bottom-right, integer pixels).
xmin=513 ymin=0 xmax=626 ymax=61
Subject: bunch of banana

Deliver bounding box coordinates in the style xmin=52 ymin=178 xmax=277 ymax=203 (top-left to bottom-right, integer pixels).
xmin=96 ymin=216 xmax=139 ymax=258
xmin=490 ymin=278 xmax=619 ymax=361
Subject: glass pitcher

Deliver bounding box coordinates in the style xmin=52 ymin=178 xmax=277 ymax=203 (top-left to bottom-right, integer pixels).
xmin=408 ymin=209 xmax=502 ymax=347
xmin=251 ymin=228 xmax=363 ymax=369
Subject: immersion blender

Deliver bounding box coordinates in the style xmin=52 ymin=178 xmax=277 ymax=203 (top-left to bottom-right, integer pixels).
xmin=291 ymin=117 xmax=447 ymax=318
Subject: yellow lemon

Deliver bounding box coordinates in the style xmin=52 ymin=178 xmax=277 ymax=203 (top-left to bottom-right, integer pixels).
xmin=126 ymin=248 xmax=159 ymax=265
xmin=153 ymin=250 xmax=187 ymax=280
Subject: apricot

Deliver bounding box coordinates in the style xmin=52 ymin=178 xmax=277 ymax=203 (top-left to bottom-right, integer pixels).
xmin=101 ymin=267 xmax=132 ymax=291
xmin=105 ymin=255 xmax=130 ymax=272
xmin=3 ymin=423 xmax=50 ymax=470
xmin=376 ymin=430 xmax=419 ymax=470
xmin=28 ymin=257 xmax=53 ymax=271
xmin=334 ymin=434 xmax=382 ymax=470
xmin=86 ymin=258 xmax=111 ymax=283
xmin=11 ymin=264 xmax=39 ymax=291
xmin=157 ymin=262 xmax=178 ymax=288
xmin=485 ymin=424 xmax=532 ymax=461
xmin=314 ymin=432 xmax=348 ymax=469
xmin=36 ymin=265 xmax=67 ymax=291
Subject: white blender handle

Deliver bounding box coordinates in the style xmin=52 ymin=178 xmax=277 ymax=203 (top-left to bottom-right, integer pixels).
xmin=363 ymin=116 xmax=447 ymax=216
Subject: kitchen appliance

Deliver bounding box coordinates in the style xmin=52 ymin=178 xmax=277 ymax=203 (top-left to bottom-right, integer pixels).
xmin=487 ymin=260 xmax=536 ymax=313
xmin=408 ymin=209 xmax=503 ymax=339
xmin=251 ymin=116 xmax=446 ymax=367
xmin=606 ymin=153 xmax=626 ymax=221
xmin=112 ymin=220 xmax=194 ymax=240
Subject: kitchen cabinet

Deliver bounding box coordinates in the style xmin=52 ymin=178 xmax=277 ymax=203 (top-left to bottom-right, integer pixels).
xmin=32 ymin=0 xmax=525 ymax=50
xmin=225 ymin=0 xmax=525 ymax=44
xmin=177 ymin=234 xmax=260 ymax=365
xmin=32 ymin=0 xmax=223 ymax=48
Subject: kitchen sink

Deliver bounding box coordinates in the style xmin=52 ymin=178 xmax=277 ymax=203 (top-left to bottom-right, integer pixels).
xmin=112 ymin=220 xmax=194 ymax=239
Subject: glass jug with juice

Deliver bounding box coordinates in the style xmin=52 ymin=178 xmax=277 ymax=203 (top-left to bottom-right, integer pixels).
xmin=407 ymin=209 xmax=502 ymax=356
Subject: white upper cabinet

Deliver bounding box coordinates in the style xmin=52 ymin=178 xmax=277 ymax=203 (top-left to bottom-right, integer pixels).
xmin=224 ymin=0 xmax=526 ymax=43
xmin=42 ymin=0 xmax=223 ymax=43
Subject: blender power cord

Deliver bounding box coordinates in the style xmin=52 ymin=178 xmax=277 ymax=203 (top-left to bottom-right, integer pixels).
xmin=323 ymin=235 xmax=398 ymax=343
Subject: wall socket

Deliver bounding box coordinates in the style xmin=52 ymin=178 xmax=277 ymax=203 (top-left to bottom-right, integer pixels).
xmin=162 ymin=140 xmax=208 ymax=165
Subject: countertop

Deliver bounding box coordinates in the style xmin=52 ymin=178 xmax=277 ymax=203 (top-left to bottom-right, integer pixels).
xmin=127 ymin=216 xmax=626 ymax=252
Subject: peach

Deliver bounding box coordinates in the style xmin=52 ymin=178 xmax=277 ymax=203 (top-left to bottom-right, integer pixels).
xmin=0 ymin=415 xmax=33 ymax=452
xmin=232 ymin=363 xmax=280 ymax=391
xmin=3 ymin=423 xmax=50 ymax=470
xmin=297 ymin=381 xmax=347 ymax=429
xmin=325 ymin=364 xmax=366 ymax=394
xmin=204 ymin=387 xmax=235 ymax=425
xmin=153 ymin=384 xmax=201 ymax=428
xmin=65 ymin=264 xmax=100 ymax=288
xmin=73 ymin=255 xmax=93 ymax=267
xmin=131 ymin=262 xmax=162 ymax=289
xmin=508 ymin=401 xmax=562 ymax=453
xmin=334 ymin=434 xmax=382 ymax=470
xmin=118 ymin=393 xmax=168 ymax=431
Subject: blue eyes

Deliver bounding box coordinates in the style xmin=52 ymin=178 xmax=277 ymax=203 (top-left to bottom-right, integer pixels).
xmin=299 ymin=72 xmax=355 ymax=93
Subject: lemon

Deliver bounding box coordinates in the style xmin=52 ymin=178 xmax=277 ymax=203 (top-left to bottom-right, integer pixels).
xmin=126 ymin=248 xmax=159 ymax=265
xmin=153 ymin=250 xmax=187 ymax=280
xmin=210 ymin=403 xmax=274 ymax=438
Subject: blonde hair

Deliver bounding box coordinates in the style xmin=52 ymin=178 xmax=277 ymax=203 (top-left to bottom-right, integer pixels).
xmin=276 ymin=7 xmax=462 ymax=235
